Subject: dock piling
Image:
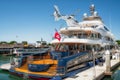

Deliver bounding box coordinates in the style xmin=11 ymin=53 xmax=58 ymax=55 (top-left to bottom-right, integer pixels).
xmin=105 ymin=50 xmax=112 ymax=75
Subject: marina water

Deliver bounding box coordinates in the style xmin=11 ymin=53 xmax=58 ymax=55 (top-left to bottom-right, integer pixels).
xmin=0 ymin=54 xmax=120 ymax=80
xmin=0 ymin=55 xmax=24 ymax=80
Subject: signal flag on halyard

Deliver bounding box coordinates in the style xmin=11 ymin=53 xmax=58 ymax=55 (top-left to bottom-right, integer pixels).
xmin=54 ymin=29 xmax=61 ymax=41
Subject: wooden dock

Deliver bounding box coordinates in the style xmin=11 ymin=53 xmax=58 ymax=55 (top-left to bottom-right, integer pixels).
xmin=64 ymin=60 xmax=120 ymax=80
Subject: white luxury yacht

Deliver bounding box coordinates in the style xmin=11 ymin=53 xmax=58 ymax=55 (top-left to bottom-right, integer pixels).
xmin=51 ymin=4 xmax=116 ymax=52
xmin=9 ymin=4 xmax=118 ymax=80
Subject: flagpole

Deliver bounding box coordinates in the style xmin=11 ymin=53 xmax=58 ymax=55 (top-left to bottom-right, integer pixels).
xmin=54 ymin=29 xmax=61 ymax=50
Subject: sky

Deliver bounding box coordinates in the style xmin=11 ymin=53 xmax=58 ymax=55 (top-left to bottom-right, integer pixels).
xmin=0 ymin=0 xmax=120 ymax=43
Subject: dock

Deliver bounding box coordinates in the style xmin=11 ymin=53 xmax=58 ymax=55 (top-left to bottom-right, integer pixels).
xmin=64 ymin=60 xmax=120 ymax=80
xmin=0 ymin=63 xmax=11 ymax=70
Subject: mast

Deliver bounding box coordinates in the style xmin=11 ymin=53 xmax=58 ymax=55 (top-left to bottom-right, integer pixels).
xmin=83 ymin=4 xmax=102 ymax=22
xmin=90 ymin=4 xmax=95 ymax=16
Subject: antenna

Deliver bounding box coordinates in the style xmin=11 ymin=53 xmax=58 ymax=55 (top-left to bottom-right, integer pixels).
xmin=89 ymin=0 xmax=95 ymax=16
xmin=90 ymin=4 xmax=95 ymax=16
xmin=109 ymin=13 xmax=112 ymax=32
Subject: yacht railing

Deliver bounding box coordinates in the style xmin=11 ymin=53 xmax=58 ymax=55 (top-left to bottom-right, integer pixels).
xmin=63 ymin=36 xmax=101 ymax=40
xmin=57 ymin=66 xmax=66 ymax=75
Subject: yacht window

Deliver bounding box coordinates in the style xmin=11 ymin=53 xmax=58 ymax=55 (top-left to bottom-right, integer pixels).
xmin=98 ymin=33 xmax=102 ymax=39
xmin=95 ymin=25 xmax=98 ymax=28
xmin=104 ymin=26 xmax=109 ymax=31
xmin=68 ymin=35 xmax=72 ymax=38
xmin=86 ymin=45 xmax=92 ymax=51
xmin=91 ymin=25 xmax=98 ymax=28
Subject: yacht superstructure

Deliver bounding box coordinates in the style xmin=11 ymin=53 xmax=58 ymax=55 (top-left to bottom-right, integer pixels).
xmin=52 ymin=4 xmax=116 ymax=52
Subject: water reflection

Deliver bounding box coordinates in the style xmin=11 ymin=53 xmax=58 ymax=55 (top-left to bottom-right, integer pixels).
xmin=112 ymin=70 xmax=120 ymax=80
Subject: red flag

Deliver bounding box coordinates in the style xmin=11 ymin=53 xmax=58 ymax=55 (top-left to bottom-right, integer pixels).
xmin=54 ymin=30 xmax=61 ymax=41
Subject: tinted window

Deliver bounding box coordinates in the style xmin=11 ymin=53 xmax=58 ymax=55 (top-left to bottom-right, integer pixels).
xmin=104 ymin=26 xmax=109 ymax=31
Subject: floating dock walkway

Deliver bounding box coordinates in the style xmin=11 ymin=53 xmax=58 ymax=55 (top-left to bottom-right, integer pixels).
xmin=0 ymin=63 xmax=11 ymax=70
xmin=64 ymin=60 xmax=120 ymax=80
